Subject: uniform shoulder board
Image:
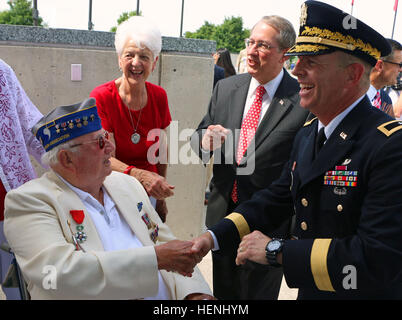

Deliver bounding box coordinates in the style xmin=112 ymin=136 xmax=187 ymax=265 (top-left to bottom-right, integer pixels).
xmin=377 ymin=120 xmax=402 ymax=137
xmin=303 ymin=117 xmax=317 ymax=127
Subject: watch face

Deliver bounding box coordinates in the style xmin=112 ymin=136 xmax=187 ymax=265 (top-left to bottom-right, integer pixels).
xmin=268 ymin=240 xmax=281 ymax=251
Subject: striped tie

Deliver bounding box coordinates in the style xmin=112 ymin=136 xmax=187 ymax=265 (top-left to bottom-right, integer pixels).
xmin=372 ymin=91 xmax=382 ymax=109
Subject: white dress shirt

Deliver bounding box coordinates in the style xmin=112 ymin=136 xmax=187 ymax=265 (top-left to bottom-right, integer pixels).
xmin=317 ymin=94 xmax=366 ymax=139
xmin=58 ymin=175 xmax=171 ymax=300
xmin=243 ymin=69 xmax=284 ymax=125
xmin=366 ymin=84 xmax=378 ymax=106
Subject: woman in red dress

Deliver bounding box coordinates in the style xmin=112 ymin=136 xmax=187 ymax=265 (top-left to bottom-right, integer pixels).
xmin=90 ymin=16 xmax=174 ymax=221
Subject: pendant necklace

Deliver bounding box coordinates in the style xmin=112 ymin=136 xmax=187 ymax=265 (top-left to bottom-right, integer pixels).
xmin=126 ymin=93 xmax=144 ymax=144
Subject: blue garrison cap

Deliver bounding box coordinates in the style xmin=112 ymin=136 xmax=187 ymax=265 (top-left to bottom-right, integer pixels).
xmin=32 ymin=98 xmax=101 ymax=152
xmin=286 ymin=1 xmax=391 ymax=66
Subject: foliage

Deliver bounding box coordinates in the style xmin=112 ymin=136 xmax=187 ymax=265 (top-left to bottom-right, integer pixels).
xmin=185 ymin=16 xmax=249 ymax=53
xmin=0 ymin=0 xmax=43 ymax=26
xmin=110 ymin=10 xmax=141 ymax=32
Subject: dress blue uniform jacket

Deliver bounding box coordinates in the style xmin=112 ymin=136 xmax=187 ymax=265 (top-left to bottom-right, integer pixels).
xmin=211 ymin=97 xmax=402 ymax=299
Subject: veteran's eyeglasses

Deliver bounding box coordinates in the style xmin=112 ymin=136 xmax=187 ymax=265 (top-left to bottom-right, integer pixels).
xmin=382 ymin=60 xmax=402 ymax=68
xmin=69 ymin=131 xmax=110 ymax=150
xmin=244 ymin=38 xmax=277 ymax=53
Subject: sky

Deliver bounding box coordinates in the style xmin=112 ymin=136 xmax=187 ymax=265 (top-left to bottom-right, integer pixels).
xmin=0 ymin=0 xmax=401 ymax=44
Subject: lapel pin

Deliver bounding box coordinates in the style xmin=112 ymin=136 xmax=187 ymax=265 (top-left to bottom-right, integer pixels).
xmin=137 ymin=202 xmax=143 ymax=212
xmin=340 ymin=132 xmax=347 ymax=140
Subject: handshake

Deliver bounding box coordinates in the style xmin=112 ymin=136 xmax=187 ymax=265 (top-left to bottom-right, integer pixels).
xmin=155 ymin=230 xmax=275 ymax=277
xmin=154 ymin=233 xmax=214 ymax=277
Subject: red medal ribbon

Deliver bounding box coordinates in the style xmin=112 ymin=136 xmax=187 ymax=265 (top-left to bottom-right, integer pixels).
xmin=70 ymin=210 xmax=85 ymax=224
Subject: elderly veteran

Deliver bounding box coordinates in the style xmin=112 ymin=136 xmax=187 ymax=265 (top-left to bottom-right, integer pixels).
xmin=192 ymin=1 xmax=402 ymax=299
xmin=3 ymin=98 xmax=213 ymax=300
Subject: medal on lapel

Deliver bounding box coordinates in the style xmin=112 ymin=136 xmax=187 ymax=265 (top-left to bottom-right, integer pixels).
xmin=137 ymin=202 xmax=159 ymax=242
xmin=150 ymin=225 xmax=159 ymax=243
xmin=69 ymin=210 xmax=87 ymax=244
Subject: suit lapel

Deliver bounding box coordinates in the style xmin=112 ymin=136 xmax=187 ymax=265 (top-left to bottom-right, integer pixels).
xmin=240 ymin=70 xmax=297 ymax=163
xmin=227 ymin=75 xmax=251 ymax=163
xmin=103 ymin=176 xmax=154 ymax=246
xmin=47 ymin=172 xmax=104 ymax=252
xmin=298 ymin=100 xmax=367 ymax=188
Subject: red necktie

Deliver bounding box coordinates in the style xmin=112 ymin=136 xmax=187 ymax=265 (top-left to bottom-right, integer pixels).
xmin=372 ymin=91 xmax=382 ymax=109
xmin=231 ymin=85 xmax=266 ymax=203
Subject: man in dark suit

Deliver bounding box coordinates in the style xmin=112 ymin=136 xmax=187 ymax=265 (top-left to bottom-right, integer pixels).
xmin=369 ymin=38 xmax=402 ymax=117
xmin=192 ymin=1 xmax=402 ymax=300
xmin=191 ymin=16 xmax=309 ymax=300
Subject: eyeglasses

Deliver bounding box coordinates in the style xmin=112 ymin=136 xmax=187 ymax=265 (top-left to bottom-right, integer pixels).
xmin=382 ymin=60 xmax=402 ymax=68
xmin=69 ymin=131 xmax=110 ymax=150
xmin=244 ymin=38 xmax=277 ymax=53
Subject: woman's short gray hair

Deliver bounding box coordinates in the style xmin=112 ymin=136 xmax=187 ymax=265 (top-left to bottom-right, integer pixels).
xmin=41 ymin=140 xmax=79 ymax=167
xmin=114 ymin=16 xmax=162 ymax=58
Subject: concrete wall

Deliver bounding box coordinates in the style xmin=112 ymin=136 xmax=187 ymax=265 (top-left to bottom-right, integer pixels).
xmin=0 ymin=24 xmax=215 ymax=240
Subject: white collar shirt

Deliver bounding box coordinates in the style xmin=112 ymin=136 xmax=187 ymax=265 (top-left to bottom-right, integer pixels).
xmin=366 ymin=84 xmax=378 ymax=104
xmin=57 ymin=174 xmax=171 ymax=300
xmin=244 ymin=69 xmax=284 ymax=125
xmin=317 ymin=94 xmax=366 ymax=139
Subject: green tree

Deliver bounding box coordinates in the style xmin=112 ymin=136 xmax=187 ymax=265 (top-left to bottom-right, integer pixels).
xmin=185 ymin=21 xmax=216 ymax=40
xmin=0 ymin=0 xmax=43 ymax=26
xmin=185 ymin=16 xmax=249 ymax=53
xmin=110 ymin=10 xmax=141 ymax=32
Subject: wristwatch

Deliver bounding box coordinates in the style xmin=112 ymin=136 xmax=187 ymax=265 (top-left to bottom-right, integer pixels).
xmin=265 ymin=238 xmax=284 ymax=267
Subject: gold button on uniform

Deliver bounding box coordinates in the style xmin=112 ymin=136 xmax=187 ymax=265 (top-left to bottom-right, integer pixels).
xmin=301 ymin=198 xmax=308 ymax=207
xmin=301 ymin=221 xmax=308 ymax=231
xmin=337 ymin=204 xmax=343 ymax=212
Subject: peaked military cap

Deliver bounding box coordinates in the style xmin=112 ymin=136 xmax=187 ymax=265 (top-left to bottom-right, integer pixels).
xmin=286 ymin=1 xmax=391 ymax=66
xmin=32 ymin=98 xmax=101 ymax=152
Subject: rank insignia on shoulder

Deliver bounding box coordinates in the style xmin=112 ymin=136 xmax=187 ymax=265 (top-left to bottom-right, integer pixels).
xmin=303 ymin=117 xmax=317 ymax=127
xmin=377 ymin=120 xmax=402 ymax=137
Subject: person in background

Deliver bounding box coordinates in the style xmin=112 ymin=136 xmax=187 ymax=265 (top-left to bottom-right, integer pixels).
xmin=368 ymin=38 xmax=402 ymax=117
xmin=0 ymin=58 xmax=46 ymax=300
xmin=393 ymin=92 xmax=402 ymax=119
xmin=192 ymin=0 xmax=402 ymax=300
xmin=191 ymin=15 xmax=309 ymax=300
xmin=215 ymin=48 xmax=237 ymax=78
xmin=236 ymin=48 xmax=248 ymax=74
xmin=90 ymin=16 xmax=173 ymax=222
xmin=4 ymin=99 xmax=214 ymax=300
xmin=213 ymin=64 xmax=225 ymax=89
xmin=388 ymin=72 xmax=402 ymax=118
